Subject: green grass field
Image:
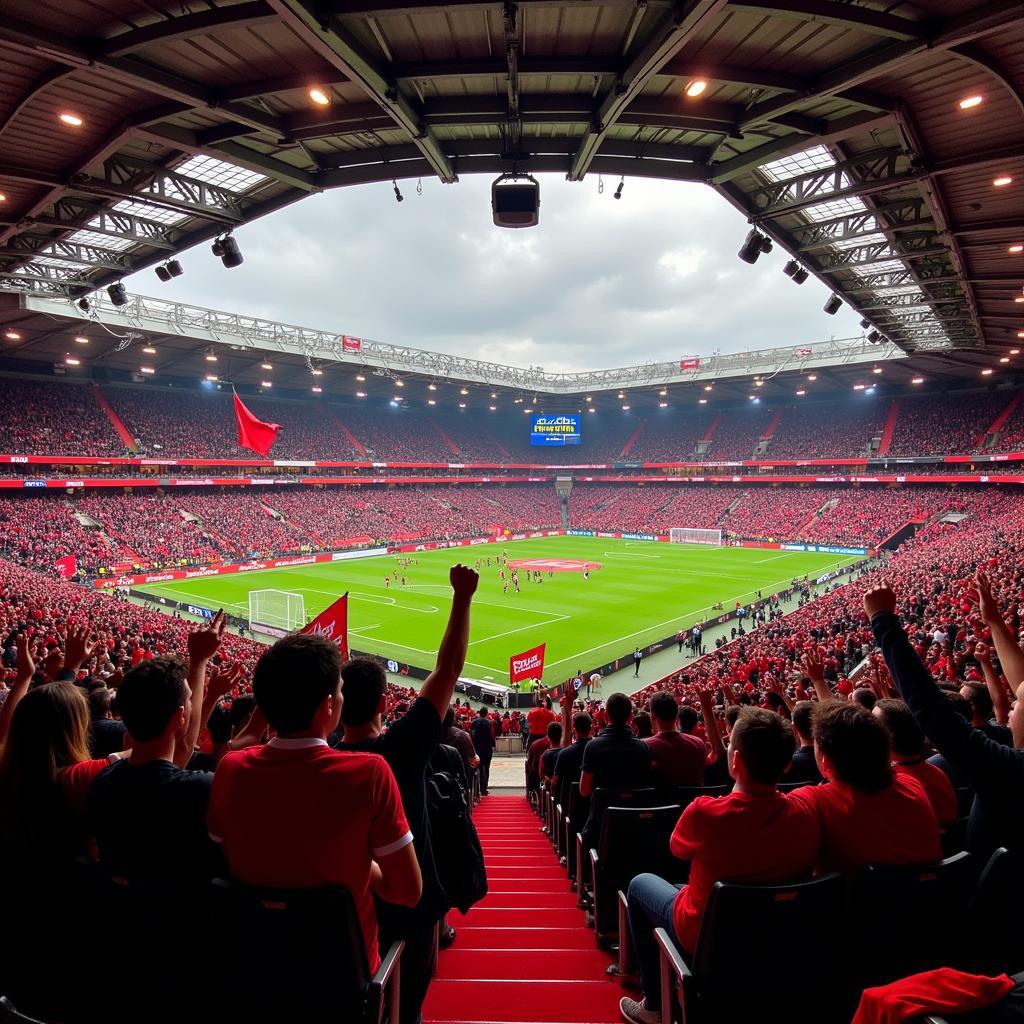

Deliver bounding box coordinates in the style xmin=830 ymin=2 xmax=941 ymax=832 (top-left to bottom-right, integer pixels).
xmin=136 ymin=537 xmax=858 ymax=686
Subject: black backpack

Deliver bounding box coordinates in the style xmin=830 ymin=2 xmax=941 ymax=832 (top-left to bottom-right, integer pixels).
xmin=426 ymin=770 xmax=488 ymax=915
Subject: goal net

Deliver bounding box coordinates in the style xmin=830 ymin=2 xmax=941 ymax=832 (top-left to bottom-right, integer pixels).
xmin=248 ymin=590 xmax=306 ymax=635
xmin=669 ymin=528 xmax=724 ymax=546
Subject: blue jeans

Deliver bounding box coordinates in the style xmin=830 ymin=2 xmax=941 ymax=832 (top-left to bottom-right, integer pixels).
xmin=627 ymin=873 xmax=684 ymax=1011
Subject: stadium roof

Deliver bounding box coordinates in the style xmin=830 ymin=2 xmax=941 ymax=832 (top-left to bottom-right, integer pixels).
xmin=0 ymin=0 xmax=1022 ymax=358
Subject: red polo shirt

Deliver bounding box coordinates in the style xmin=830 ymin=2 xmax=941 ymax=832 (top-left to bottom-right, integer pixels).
xmin=528 ymin=707 xmax=556 ymax=736
xmin=208 ymin=738 xmax=411 ymax=971
xmin=670 ymin=790 xmax=820 ymax=953
xmin=894 ymin=760 xmax=958 ymax=827
xmin=789 ymin=774 xmax=941 ymax=876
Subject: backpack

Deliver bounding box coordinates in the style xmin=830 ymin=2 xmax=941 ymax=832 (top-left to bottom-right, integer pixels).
xmin=426 ymin=770 xmax=488 ymax=915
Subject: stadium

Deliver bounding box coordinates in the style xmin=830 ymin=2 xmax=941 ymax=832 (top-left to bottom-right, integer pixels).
xmin=1 ymin=0 xmax=1023 ymax=1022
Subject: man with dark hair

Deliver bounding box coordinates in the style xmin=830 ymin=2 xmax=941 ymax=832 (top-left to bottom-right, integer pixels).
xmin=469 ymin=705 xmax=494 ymax=795
xmin=873 ymin=698 xmax=956 ymax=826
xmin=578 ymin=693 xmax=654 ymax=853
xmin=788 ymin=700 xmax=941 ymax=875
xmin=443 ymin=708 xmax=479 ymax=782
xmin=620 ymin=708 xmax=819 ymax=1024
xmin=539 ymin=720 xmax=564 ymax=784
xmin=645 ymin=691 xmax=706 ymax=788
xmin=783 ymin=701 xmax=822 ymax=785
xmin=90 ymin=612 xmax=227 ymax=882
xmin=850 ymin=687 xmax=877 ymax=712
xmin=551 ymin=711 xmax=593 ymax=810
xmin=959 ymin=681 xmax=1012 ymax=746
xmin=335 ymin=564 xmax=478 ymax=1024
xmin=88 ymin=685 xmax=126 ymax=759
xmin=208 ymin=632 xmax=421 ymax=972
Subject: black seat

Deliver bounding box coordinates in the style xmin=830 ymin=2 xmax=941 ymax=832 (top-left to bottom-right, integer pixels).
xmin=655 ymin=873 xmax=847 ymax=1024
xmin=563 ymin=782 xmax=590 ymax=884
xmin=589 ymin=804 xmax=683 ymax=945
xmin=578 ymin=787 xmax=659 ymax=898
xmin=969 ymin=848 xmax=1024 ymax=973
xmin=210 ymin=879 xmax=403 ymax=1023
xmin=853 ymin=852 xmax=975 ymax=986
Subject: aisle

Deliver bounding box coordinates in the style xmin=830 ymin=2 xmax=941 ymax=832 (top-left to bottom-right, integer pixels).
xmin=423 ymin=795 xmax=621 ymax=1024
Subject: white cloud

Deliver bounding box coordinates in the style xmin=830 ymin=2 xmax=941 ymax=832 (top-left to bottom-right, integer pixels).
xmin=128 ymin=173 xmax=865 ymax=372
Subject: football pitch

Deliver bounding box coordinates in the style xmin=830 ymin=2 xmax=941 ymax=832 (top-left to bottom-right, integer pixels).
xmin=136 ymin=537 xmax=859 ymax=686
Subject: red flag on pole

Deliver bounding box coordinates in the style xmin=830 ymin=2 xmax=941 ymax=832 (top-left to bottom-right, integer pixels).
xmin=54 ymin=554 xmax=77 ymax=579
xmin=233 ymin=392 xmax=281 ymax=457
xmin=303 ymin=593 xmax=348 ymax=660
xmin=509 ymin=643 xmax=546 ymax=685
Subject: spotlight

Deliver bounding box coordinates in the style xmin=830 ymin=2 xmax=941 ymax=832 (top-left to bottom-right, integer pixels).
xmin=783 ymin=259 xmax=799 ymax=277
xmin=867 ymin=329 xmax=881 ymax=344
xmin=860 ymin=318 xmax=871 ymax=329
xmin=77 ymin=298 xmax=90 ymax=312
xmin=792 ymin=267 xmax=809 ymax=285
xmin=218 ymin=235 xmax=243 ymax=268
xmin=154 ymin=264 xmax=172 ymax=283
xmin=166 ymin=259 xmax=183 ymax=278
xmin=824 ymin=294 xmax=842 ymax=316
xmin=614 ymin=177 xmax=624 ymax=200
xmin=738 ymin=228 xmax=771 ymax=264
xmin=107 ymin=283 xmax=128 ymax=307
xmin=393 ymin=180 xmax=403 ymax=203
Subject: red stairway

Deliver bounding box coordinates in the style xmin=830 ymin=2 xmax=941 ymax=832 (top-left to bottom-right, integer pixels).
xmin=424 ymin=795 xmax=620 ymax=1024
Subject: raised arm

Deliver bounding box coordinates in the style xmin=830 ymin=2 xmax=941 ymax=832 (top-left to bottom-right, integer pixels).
xmin=865 ymin=583 xmax=1024 ymax=797
xmin=696 ymin=684 xmax=726 ymax=767
xmin=0 ymin=634 xmax=35 ymax=747
xmin=763 ymin=672 xmax=794 ymax=712
xmin=973 ymin=571 xmax=1024 ymax=692
xmin=419 ymin=565 xmax=479 ymax=718
xmin=975 ymin=642 xmax=1012 ymax=727
xmin=177 ymin=610 xmax=226 ymax=768
xmin=801 ymin=650 xmax=836 ymax=705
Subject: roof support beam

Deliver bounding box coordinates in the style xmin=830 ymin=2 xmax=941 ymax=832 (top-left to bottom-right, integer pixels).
xmin=737 ymin=1 xmax=1024 ymax=132
xmin=100 ymin=3 xmax=277 ymax=56
xmin=816 ymin=244 xmax=949 ymax=273
xmin=0 ymin=237 xmax=131 ymax=272
xmin=727 ymin=0 xmax=920 ymax=39
xmin=567 ymin=0 xmax=728 ymax=180
xmin=952 ymin=219 xmax=1024 ymax=237
xmin=267 ymin=0 xmax=456 ymax=183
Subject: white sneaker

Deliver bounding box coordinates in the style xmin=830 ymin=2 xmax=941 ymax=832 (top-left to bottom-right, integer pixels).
xmin=619 ymin=997 xmax=659 ymax=1024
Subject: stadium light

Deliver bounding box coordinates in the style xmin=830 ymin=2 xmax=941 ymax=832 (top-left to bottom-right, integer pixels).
xmin=824 ymin=294 xmax=842 ymax=315
xmin=212 ymin=234 xmax=243 ymax=268
xmin=685 ymin=79 xmax=708 ymax=98
xmin=854 ymin=384 xmax=866 ymax=390
xmin=311 ymin=368 xmax=323 ymax=376
xmin=807 ymin=374 xmax=817 ymax=381
xmin=1009 ymin=244 xmax=1023 ymax=254
xmin=393 ymin=180 xmax=404 ymax=203
xmin=59 ymin=112 xmax=83 ymax=127
xmin=140 ymin=366 xmax=155 ymax=375
xmin=796 ymin=389 xmax=806 ymax=395
xmin=427 ymin=383 xmax=436 ymax=390
xmin=1001 ymin=357 xmax=1010 ymax=363
xmin=142 ymin=346 xmax=156 ymax=354
xmin=959 ymin=94 xmax=983 ymax=110
xmin=994 ymin=176 xmax=1013 ymax=187
xmin=311 ymin=386 xmax=322 ymax=393
xmin=982 ymin=368 xmax=994 ymax=375
xmin=658 ymin=401 xmax=668 ymax=408
xmin=614 ymin=177 xmax=624 ymax=200
xmin=911 ymin=377 xmax=924 ymax=384
xmin=65 ymin=356 xmax=80 ymax=366
xmin=738 ymin=228 xmax=772 ymax=264
xmin=356 ymin=391 xmax=366 ymax=398
xmin=205 ymin=351 xmax=218 ymax=362
xmin=704 ymin=385 xmax=712 ymax=391
xmin=428 ymin=399 xmax=436 ymax=405
xmin=588 ymin=406 xmax=597 ymax=412
xmin=309 ymin=87 xmax=331 ymax=106
xmin=205 ymin=374 xmax=218 ymax=382
xmin=459 ymin=402 xmax=467 ymax=408
xmin=792 ymin=267 xmax=809 ymax=285
xmin=107 ymin=283 xmax=128 ymax=306
xmin=460 ymin=387 xmax=469 ymax=395
xmin=261 ymin=381 xmax=272 ymax=388
xmin=622 ymin=404 xmax=630 ymax=410
xmin=489 ymin=405 xmax=496 ymax=411
xmin=4 ymin=331 xmax=20 ymax=340
xmin=261 ymin=362 xmax=272 ymax=371
xmin=357 ymin=375 xmax=367 ymax=382
xmin=75 ymin=336 xmax=89 ymax=344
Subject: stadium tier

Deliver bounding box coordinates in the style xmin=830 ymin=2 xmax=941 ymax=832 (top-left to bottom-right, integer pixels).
xmin=0 ymin=376 xmax=1022 ymax=464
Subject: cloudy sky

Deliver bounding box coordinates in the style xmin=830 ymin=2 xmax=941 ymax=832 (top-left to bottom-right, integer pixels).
xmin=125 ymin=173 xmax=864 ymax=374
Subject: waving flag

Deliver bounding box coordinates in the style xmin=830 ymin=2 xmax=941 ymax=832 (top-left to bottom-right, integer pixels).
xmin=303 ymin=593 xmax=348 ymax=660
xmin=54 ymin=554 xmax=77 ymax=579
xmin=233 ymin=392 xmax=281 ymax=457
xmin=510 ymin=643 xmax=546 ymax=685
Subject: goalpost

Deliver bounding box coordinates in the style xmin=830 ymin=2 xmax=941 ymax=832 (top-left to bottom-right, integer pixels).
xmin=248 ymin=590 xmax=306 ymax=635
xmin=669 ymin=528 xmax=724 ymax=546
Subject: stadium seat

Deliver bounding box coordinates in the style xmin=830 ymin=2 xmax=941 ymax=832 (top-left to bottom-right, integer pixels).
xmin=209 ymin=879 xmax=403 ymax=1023
xmin=852 ymin=852 xmax=975 ymax=987
xmin=588 ymin=804 xmax=683 ymax=946
xmin=968 ymin=848 xmax=1024 ymax=973
xmin=562 ymin=782 xmax=590 ymax=886
xmin=653 ymin=873 xmax=847 ymax=1024
xmin=672 ymin=784 xmax=729 ymax=810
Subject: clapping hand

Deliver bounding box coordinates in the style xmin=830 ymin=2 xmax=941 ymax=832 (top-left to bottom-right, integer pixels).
xmin=188 ymin=610 xmax=226 ymax=662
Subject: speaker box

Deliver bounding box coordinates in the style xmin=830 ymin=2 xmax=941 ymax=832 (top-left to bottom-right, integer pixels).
xmin=492 ymin=176 xmax=540 ymax=228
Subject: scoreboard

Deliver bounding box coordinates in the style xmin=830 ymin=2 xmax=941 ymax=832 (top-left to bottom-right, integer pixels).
xmin=531 ymin=414 xmax=582 ymax=447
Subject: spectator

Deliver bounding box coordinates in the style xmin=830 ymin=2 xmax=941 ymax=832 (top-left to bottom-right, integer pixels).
xmin=470 ymin=705 xmax=495 ymax=795
xmin=959 ymin=681 xmax=1012 ymax=746
xmin=209 ymin=632 xmax=421 ymax=970
xmin=527 ymin=698 xmax=557 ymax=749
xmin=334 ymin=564 xmax=478 ymax=1024
xmin=539 ymin=720 xmax=564 ymax=785
xmin=644 ymin=691 xmax=706 ymax=788
xmin=88 ymin=685 xmax=127 ymax=759
xmin=551 ymin=710 xmax=594 ymax=810
xmin=788 ymin=701 xmax=942 ymax=875
xmin=872 ymin=698 xmax=957 ymax=826
xmin=783 ymin=701 xmax=822 ymax=785
xmin=619 ymin=708 xmax=819 ymax=1024
xmin=445 ymin=708 xmax=480 ymax=783
xmin=89 ymin=613 xmax=227 ymax=884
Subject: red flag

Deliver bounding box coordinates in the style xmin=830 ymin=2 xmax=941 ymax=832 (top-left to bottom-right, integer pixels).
xmin=54 ymin=554 xmax=77 ymax=579
xmin=233 ymin=392 xmax=281 ymax=457
xmin=303 ymin=593 xmax=348 ymax=660
xmin=679 ymin=357 xmax=701 ymax=371
xmin=342 ymin=335 xmax=361 ymax=352
xmin=509 ymin=643 xmax=545 ymax=685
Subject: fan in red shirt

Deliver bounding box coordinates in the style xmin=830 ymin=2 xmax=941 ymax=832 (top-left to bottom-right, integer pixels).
xmin=873 ymin=698 xmax=958 ymax=826
xmin=527 ymin=700 xmax=556 ymax=747
xmin=620 ymin=708 xmax=820 ymax=1024
xmin=789 ymin=702 xmax=942 ymax=876
xmin=208 ymin=632 xmax=422 ymax=971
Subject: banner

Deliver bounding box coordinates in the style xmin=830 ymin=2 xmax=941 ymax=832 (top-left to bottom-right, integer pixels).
xmin=794 ymin=346 xmax=812 ymax=357
xmin=54 ymin=554 xmax=77 ymax=578
xmin=679 ymin=357 xmax=701 ymax=371
xmin=233 ymin=392 xmax=281 ymax=457
xmin=303 ymin=593 xmax=348 ymax=660
xmin=342 ymin=336 xmax=361 ymax=352
xmin=509 ymin=643 xmax=545 ymax=685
